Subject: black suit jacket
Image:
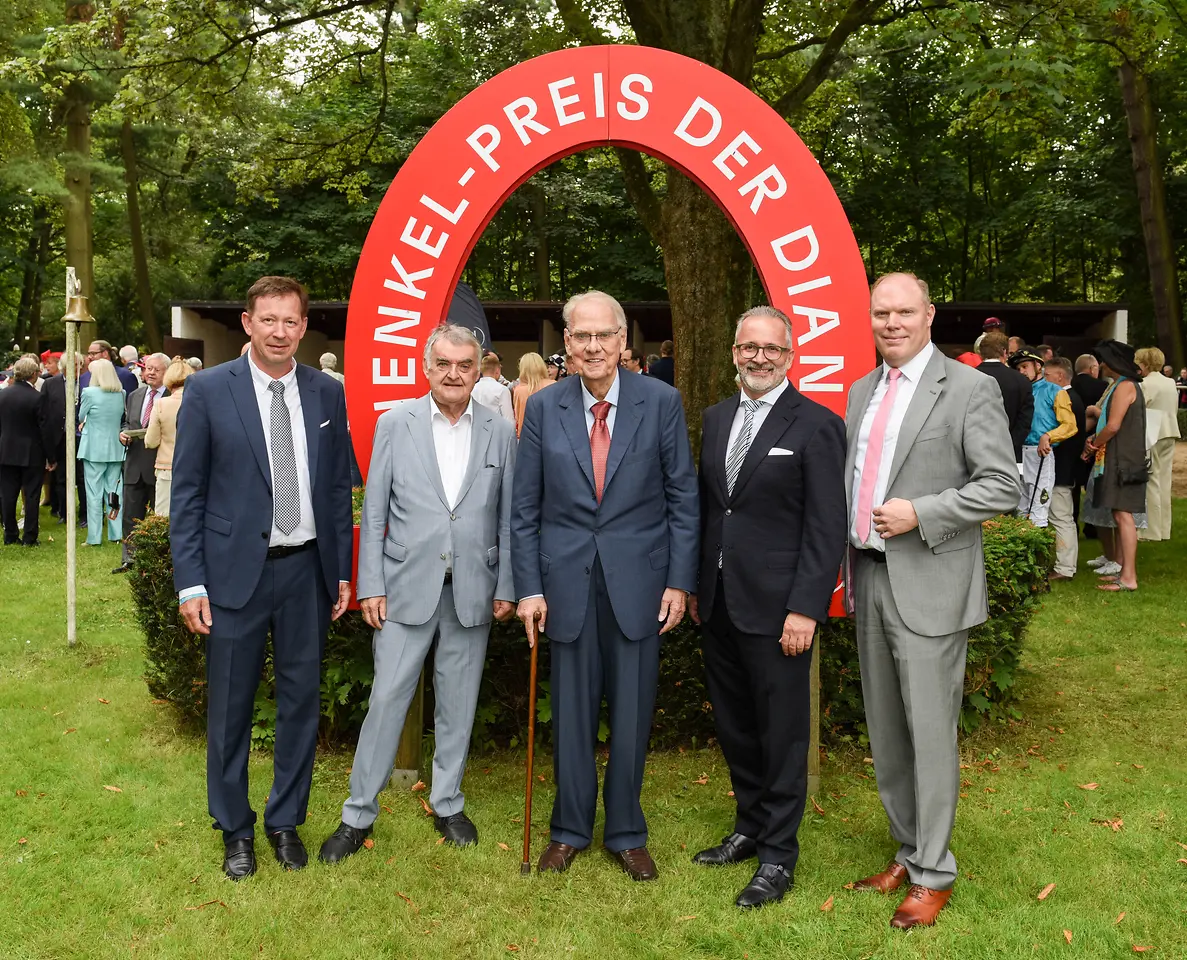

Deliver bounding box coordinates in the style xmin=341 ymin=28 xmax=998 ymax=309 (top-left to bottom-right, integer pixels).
xmin=977 ymin=360 xmax=1033 ymax=462
xmin=1072 ymin=373 xmax=1107 ymax=408
xmin=697 ymin=384 xmax=847 ymax=634
xmin=0 ymin=380 xmax=47 ymax=467
xmin=647 ymin=356 xmax=674 ymax=386
xmin=1053 ymin=385 xmax=1086 ymax=487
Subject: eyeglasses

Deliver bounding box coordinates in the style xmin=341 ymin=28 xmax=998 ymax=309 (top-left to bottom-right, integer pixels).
xmin=433 ymin=359 xmax=474 ymax=374
xmin=86 ymin=350 xmax=104 ymax=357
xmin=569 ymin=330 xmax=621 ymax=346
xmin=734 ymin=342 xmax=791 ymax=361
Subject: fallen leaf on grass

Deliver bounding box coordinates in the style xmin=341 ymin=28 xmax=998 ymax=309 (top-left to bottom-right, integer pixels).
xmin=150 ymin=699 xmax=168 ymax=705
xmin=537 ymin=774 xmax=545 ymax=782
xmin=1133 ymin=948 xmax=1154 ymax=953
xmin=184 ymin=900 xmax=227 ymax=911
xmin=15 ymin=790 xmax=26 ymax=798
xmin=820 ymin=896 xmax=834 ymax=912
xmin=1078 ymin=783 xmax=1099 ymax=791
xmin=411 ymin=780 xmax=425 ymax=793
xmin=417 ymin=796 xmax=434 ymax=816
xmin=435 ymin=837 xmax=445 ymax=845
xmin=363 ymin=838 xmax=375 ymax=849
xmin=1176 ymin=842 xmax=1187 ymax=851
xmin=692 ymin=774 xmax=709 ymax=785
xmin=506 ymin=946 xmax=520 ymax=952
xmin=97 ymin=698 xmax=109 ymax=704
xmin=863 ymin=757 xmax=874 ymax=765
xmin=811 ymin=797 xmax=826 ymax=816
xmin=395 ymin=891 xmax=416 ymax=910
xmin=1177 ymin=859 xmax=1187 ymax=865
xmin=842 ymin=881 xmax=856 ymax=890
xmin=1115 ymin=912 xmax=1126 ymax=924
xmin=1064 ymin=930 xmax=1073 ymax=944
xmin=17 ymin=838 xmax=27 ymax=845
xmin=497 ymin=842 xmax=510 ymax=851
xmin=103 ymin=785 xmax=122 ymax=793
xmin=1064 ymin=800 xmax=1072 ymax=809
xmin=1037 ymin=883 xmax=1056 ymax=900
xmin=1092 ymin=817 xmax=1124 ymax=832
xmin=727 ymin=790 xmax=734 ymax=797
xmin=63 ymin=728 xmax=76 ymax=735
xmin=381 ymin=804 xmax=393 ymax=814
xmin=678 ymin=915 xmax=697 ymax=921
xmin=1132 ymin=764 xmax=1144 ymax=769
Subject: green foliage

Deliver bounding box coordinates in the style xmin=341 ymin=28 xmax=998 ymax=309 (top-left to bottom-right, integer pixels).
xmin=131 ymin=512 xmax=1052 ymax=750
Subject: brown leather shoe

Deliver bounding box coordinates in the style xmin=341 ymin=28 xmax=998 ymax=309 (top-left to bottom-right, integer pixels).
xmin=851 ymin=860 xmax=909 ymax=893
xmin=609 ymin=846 xmax=658 ymax=882
xmin=890 ymin=885 xmax=952 ymax=929
xmin=537 ymin=841 xmax=580 ymax=874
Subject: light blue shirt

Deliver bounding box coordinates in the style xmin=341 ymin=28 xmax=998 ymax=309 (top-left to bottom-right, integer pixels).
xmin=580 ymin=370 xmax=621 ymax=439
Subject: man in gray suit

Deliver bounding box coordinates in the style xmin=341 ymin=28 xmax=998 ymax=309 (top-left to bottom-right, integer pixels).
xmin=844 ymin=273 xmax=1019 ymax=929
xmin=319 ymin=324 xmax=516 ymax=862
xmin=114 ymin=352 xmax=169 ymax=573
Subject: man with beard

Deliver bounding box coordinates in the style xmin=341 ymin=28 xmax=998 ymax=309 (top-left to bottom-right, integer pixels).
xmin=690 ymin=306 xmax=846 ymax=908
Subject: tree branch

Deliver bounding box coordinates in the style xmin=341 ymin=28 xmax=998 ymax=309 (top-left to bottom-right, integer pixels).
xmin=613 ymin=148 xmax=664 ymax=246
xmin=721 ymin=0 xmax=768 ymax=84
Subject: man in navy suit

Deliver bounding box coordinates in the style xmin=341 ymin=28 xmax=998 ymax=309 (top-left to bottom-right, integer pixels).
xmin=511 ymin=290 xmax=699 ymax=881
xmin=171 ymin=276 xmax=353 ymax=880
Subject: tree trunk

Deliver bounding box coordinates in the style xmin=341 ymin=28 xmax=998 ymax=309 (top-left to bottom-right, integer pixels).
xmin=120 ymin=117 xmax=161 ymax=351
xmin=660 ymin=174 xmax=752 ymax=447
xmin=14 ymin=218 xmax=40 ymax=347
xmin=529 ymin=183 xmax=551 ymax=301
xmin=1118 ymin=62 xmax=1184 ymax=368
xmin=29 ymin=223 xmax=50 ymax=350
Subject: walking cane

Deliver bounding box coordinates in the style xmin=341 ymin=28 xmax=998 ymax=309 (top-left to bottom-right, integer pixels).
xmin=1025 ymin=450 xmax=1047 ymax=518
xmin=521 ymin=623 xmax=539 ymax=876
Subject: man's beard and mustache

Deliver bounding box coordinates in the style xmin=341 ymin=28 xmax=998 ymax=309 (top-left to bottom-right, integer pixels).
xmin=738 ymin=360 xmax=782 ymax=394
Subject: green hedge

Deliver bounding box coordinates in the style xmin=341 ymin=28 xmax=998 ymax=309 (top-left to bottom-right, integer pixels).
xmin=129 ymin=513 xmax=1053 ymax=750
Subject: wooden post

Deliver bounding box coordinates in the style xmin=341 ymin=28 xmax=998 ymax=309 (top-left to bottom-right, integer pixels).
xmin=808 ymin=638 xmax=821 ymax=797
xmin=390 ymin=668 xmax=425 ymax=788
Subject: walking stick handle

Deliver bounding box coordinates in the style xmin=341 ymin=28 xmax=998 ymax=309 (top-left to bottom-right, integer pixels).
xmin=521 ymin=640 xmax=539 ymax=875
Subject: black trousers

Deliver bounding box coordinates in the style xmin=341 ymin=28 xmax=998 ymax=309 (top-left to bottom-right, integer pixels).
xmin=1 ymin=463 xmax=44 ymax=544
xmin=121 ymin=476 xmax=154 ymax=563
xmin=549 ymin=555 xmax=659 ymax=853
xmin=205 ymin=546 xmax=329 ymax=842
xmin=702 ymin=578 xmax=812 ymax=872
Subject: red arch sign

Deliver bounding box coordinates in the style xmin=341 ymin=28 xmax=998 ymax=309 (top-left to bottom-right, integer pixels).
xmin=345 ymin=45 xmax=872 ymax=473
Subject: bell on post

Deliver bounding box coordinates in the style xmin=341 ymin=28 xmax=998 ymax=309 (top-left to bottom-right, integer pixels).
xmin=62 ymin=295 xmax=95 ymax=325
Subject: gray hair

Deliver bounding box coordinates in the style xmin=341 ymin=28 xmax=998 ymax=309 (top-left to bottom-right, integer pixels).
xmin=1074 ymin=353 xmax=1098 ymax=374
xmin=561 ymin=290 xmax=626 ymax=331
xmin=186 ymin=357 xmax=203 ymax=370
xmin=735 ymin=305 xmax=793 ymax=348
xmin=422 ymin=324 xmax=481 ymax=368
xmin=319 ymin=352 xmax=338 ymax=370
xmin=13 ymin=355 xmax=40 ymax=381
xmin=119 ymin=344 xmax=139 ymax=364
xmin=145 ymin=352 xmax=170 ymax=368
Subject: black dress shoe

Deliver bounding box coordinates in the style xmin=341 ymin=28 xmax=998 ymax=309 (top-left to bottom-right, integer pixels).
xmin=112 ymin=562 xmax=130 ymax=573
xmin=222 ymin=837 xmax=257 ymax=880
xmin=267 ymin=829 xmax=308 ymax=870
xmin=692 ymin=832 xmax=758 ymax=866
xmin=735 ymin=863 xmax=791 ymax=909
xmin=318 ymin=822 xmax=372 ymax=864
xmin=434 ymin=811 xmax=478 ymax=847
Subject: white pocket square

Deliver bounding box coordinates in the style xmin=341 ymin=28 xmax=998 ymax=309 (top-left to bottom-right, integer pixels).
xmin=319 ymin=419 xmax=330 ymax=428
xmin=768 ymin=447 xmax=794 ymax=456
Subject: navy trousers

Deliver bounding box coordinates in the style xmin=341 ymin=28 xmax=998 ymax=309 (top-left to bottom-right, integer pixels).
xmin=205 ymin=546 xmax=329 ymax=842
xmin=549 ymin=555 xmax=659 ymax=853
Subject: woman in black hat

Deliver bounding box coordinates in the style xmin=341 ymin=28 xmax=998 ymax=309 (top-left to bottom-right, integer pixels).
xmin=1080 ymin=340 xmax=1147 ymax=592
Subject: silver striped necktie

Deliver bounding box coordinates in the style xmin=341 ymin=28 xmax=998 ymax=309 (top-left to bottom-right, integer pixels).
xmin=267 ymin=380 xmax=301 ymax=536
xmin=725 ymin=398 xmax=761 ymax=495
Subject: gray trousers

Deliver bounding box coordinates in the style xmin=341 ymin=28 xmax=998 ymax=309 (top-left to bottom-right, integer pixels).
xmin=342 ymin=583 xmax=489 ymax=829
xmin=854 ymin=553 xmax=966 ymax=891
xmin=121 ymin=475 xmax=154 ymax=563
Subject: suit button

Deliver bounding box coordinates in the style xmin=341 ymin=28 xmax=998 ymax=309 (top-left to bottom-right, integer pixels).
xmin=584 ymin=567 xmax=590 ymax=574
xmin=593 ymin=527 xmax=600 ymax=534
xmin=440 ymin=553 xmax=447 ymax=560
xmin=450 ymin=513 xmax=456 ymax=520
xmin=260 ymin=532 xmax=267 ymax=539
xmin=725 ymin=509 xmax=732 ymax=516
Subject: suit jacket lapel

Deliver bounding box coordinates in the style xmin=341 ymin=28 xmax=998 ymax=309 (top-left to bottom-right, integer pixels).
xmin=844 ymin=368 xmax=881 ymax=501
xmin=407 ymin=395 xmax=450 ymax=508
xmin=558 ymin=379 xmax=596 ymax=497
xmin=885 ymin=348 xmax=946 ymax=491
xmin=297 ymin=365 xmax=321 ymax=494
xmin=707 ymin=397 xmax=734 ymax=506
xmin=228 ymin=355 xmax=272 ymax=492
xmin=456 ymin=402 xmax=494 ymax=506
xmin=731 ymin=385 xmax=801 ymax=500
xmin=603 ymin=373 xmax=643 ymax=496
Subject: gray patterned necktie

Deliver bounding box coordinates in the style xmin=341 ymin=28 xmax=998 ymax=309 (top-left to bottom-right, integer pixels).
xmin=725 ymin=398 xmax=762 ymax=495
xmin=267 ymin=380 xmax=301 ymax=535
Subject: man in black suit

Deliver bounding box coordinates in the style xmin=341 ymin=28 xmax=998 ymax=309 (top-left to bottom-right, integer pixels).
xmin=0 ymin=355 xmax=49 ymax=546
xmin=647 ymin=339 xmax=675 ymax=386
xmin=1072 ymin=354 xmax=1107 ymax=407
xmin=114 ymin=352 xmax=169 ymax=573
xmin=976 ymin=331 xmax=1032 ymax=468
xmin=39 ymin=365 xmax=68 ymax=523
xmin=689 ymin=306 xmax=847 ymax=909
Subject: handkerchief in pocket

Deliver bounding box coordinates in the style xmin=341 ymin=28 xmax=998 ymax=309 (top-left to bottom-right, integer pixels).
xmin=768 ymin=447 xmax=794 ymax=456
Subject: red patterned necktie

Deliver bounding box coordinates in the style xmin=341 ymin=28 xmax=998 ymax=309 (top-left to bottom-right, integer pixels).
xmin=590 ymin=400 xmax=611 ymax=502
xmin=141 ymin=388 xmax=156 ymax=428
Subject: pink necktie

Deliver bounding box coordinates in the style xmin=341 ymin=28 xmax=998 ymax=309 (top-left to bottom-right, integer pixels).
xmin=590 ymin=401 xmax=611 ymax=502
xmin=855 ymin=368 xmax=903 ymax=543
xmin=141 ymin=388 xmax=156 ymax=427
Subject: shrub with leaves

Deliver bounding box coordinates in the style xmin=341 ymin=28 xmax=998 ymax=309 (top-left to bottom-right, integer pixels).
xmin=130 ymin=513 xmax=1051 ymax=749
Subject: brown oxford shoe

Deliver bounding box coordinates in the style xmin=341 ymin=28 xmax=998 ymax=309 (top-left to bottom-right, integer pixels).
xmin=851 ymin=860 xmax=909 ymax=893
xmin=890 ymin=885 xmax=952 ymax=929
xmin=537 ymin=841 xmax=580 ymax=874
xmin=609 ymin=846 xmax=658 ymax=882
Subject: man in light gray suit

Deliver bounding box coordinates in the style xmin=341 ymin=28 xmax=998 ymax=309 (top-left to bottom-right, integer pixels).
xmin=318 ymin=324 xmax=516 ymax=863
xmin=844 ymin=273 xmax=1019 ymax=930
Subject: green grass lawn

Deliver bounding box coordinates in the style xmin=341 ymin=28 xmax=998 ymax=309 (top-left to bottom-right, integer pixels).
xmin=2 ymin=503 xmax=1185 ymax=959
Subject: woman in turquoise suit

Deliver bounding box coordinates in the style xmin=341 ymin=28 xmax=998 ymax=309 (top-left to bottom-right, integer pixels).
xmin=78 ymin=358 xmax=126 ymax=545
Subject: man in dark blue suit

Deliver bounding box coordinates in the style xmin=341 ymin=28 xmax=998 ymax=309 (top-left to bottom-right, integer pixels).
xmin=171 ymin=276 xmax=353 ymax=880
xmin=511 ymin=290 xmax=699 ymax=881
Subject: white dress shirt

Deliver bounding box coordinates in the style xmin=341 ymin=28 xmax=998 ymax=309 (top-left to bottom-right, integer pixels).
xmin=580 ymin=371 xmax=621 ymax=439
xmin=725 ymin=377 xmax=788 ymax=466
xmin=471 ymin=375 xmax=514 ymax=423
xmin=138 ymin=385 xmax=165 ymax=423
xmin=849 ymin=341 xmax=934 ymax=551
xmin=429 ymin=395 xmax=473 ymax=509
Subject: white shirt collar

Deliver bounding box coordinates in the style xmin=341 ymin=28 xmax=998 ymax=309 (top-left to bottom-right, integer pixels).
xmin=884 ymin=341 xmax=935 ymax=383
xmin=580 ymin=370 xmax=621 ymax=411
xmin=428 ymin=393 xmax=474 ymax=425
xmin=246 ymin=348 xmax=297 ymax=390
xmin=741 ymin=376 xmax=789 ymax=407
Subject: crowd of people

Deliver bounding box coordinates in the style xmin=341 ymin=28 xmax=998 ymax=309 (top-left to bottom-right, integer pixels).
xmin=1 ymin=272 xmax=1179 ymax=935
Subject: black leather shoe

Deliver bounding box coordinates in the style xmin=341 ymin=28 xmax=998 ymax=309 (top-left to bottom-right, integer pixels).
xmin=267 ymin=829 xmax=308 ymax=870
xmin=692 ymin=832 xmax=758 ymax=866
xmin=222 ymin=838 xmax=257 ymax=880
xmin=735 ymin=863 xmax=791 ymax=909
xmin=434 ymin=812 xmax=478 ymax=847
xmin=112 ymin=562 xmax=130 ymax=573
xmin=318 ymin=822 xmax=372 ymax=864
